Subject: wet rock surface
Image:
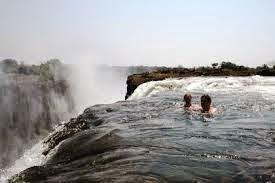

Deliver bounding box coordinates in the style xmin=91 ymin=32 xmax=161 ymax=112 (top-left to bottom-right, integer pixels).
xmin=9 ymin=93 xmax=275 ymax=183
xmin=42 ymin=111 xmax=97 ymax=156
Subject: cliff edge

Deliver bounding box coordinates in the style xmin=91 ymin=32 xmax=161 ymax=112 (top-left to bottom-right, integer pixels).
xmin=125 ymin=62 xmax=275 ymax=99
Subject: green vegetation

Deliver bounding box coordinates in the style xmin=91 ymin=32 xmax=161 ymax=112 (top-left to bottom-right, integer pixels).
xmin=124 ymin=61 xmax=275 ymax=77
xmin=0 ymin=59 xmax=67 ymax=81
xmin=125 ymin=61 xmax=275 ymax=99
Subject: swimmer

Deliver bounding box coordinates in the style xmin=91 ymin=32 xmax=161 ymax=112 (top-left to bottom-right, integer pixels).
xmin=183 ymin=94 xmax=201 ymax=111
xmin=200 ymin=94 xmax=216 ymax=114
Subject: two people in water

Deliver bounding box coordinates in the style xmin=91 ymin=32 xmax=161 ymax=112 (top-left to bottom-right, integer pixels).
xmin=184 ymin=94 xmax=216 ymax=113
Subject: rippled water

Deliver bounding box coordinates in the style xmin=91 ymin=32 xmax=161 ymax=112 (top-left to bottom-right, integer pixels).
xmin=3 ymin=76 xmax=275 ymax=182
xmin=126 ymin=76 xmax=275 ymax=182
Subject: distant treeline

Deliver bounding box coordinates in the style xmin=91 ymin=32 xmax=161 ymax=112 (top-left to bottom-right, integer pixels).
xmin=125 ymin=62 xmax=275 ymax=99
xmin=1 ymin=59 xmax=275 ymax=79
xmin=0 ymin=59 xmax=67 ymax=80
xmin=125 ymin=62 xmax=275 ymax=76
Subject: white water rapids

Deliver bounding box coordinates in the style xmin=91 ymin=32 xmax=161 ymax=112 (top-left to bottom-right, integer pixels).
xmin=1 ymin=76 xmax=275 ymax=182
xmin=128 ymin=76 xmax=275 ymax=101
xmin=0 ymin=142 xmax=45 ymax=182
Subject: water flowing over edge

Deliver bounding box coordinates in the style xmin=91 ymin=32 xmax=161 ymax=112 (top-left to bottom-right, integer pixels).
xmin=2 ymin=76 xmax=275 ymax=182
xmin=0 ymin=141 xmax=45 ymax=182
xmin=128 ymin=76 xmax=275 ymax=100
xmin=0 ymin=122 xmax=65 ymax=182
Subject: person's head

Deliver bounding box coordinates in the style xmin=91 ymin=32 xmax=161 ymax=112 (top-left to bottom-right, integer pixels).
xmin=184 ymin=94 xmax=192 ymax=107
xmin=201 ymin=94 xmax=211 ymax=111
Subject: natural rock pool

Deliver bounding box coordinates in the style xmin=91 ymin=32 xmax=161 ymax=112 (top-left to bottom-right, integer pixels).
xmin=4 ymin=76 xmax=275 ymax=182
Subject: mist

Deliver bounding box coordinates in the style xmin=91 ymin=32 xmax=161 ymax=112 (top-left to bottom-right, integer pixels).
xmin=0 ymin=59 xmax=130 ymax=172
xmin=0 ymin=74 xmax=73 ymax=168
xmin=1 ymin=0 xmax=275 ymax=181
xmin=66 ymin=62 xmax=127 ymax=113
xmin=1 ymin=0 xmax=275 ymax=175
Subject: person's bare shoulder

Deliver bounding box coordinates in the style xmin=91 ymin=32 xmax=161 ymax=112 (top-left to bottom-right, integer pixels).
xmin=209 ymin=107 xmax=217 ymax=114
xmin=190 ymin=104 xmax=202 ymax=111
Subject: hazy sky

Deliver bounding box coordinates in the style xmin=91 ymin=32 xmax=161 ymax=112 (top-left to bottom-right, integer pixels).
xmin=0 ymin=0 xmax=275 ymax=67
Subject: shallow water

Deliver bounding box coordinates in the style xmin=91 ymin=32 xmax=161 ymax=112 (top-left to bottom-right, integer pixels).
xmin=3 ymin=76 xmax=275 ymax=182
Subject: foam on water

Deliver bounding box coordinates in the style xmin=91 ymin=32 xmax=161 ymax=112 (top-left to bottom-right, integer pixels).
xmin=0 ymin=121 xmax=65 ymax=182
xmin=0 ymin=141 xmax=46 ymax=182
xmin=3 ymin=76 xmax=275 ymax=182
xmin=128 ymin=76 xmax=275 ymax=100
xmin=6 ymin=90 xmax=274 ymax=182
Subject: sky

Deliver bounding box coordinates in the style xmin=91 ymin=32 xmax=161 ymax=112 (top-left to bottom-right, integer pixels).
xmin=0 ymin=0 xmax=275 ymax=67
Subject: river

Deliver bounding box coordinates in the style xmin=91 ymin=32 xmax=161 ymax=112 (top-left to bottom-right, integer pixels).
xmin=2 ymin=76 xmax=275 ymax=182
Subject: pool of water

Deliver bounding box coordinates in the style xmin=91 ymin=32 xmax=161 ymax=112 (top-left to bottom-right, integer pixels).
xmin=4 ymin=76 xmax=275 ymax=182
